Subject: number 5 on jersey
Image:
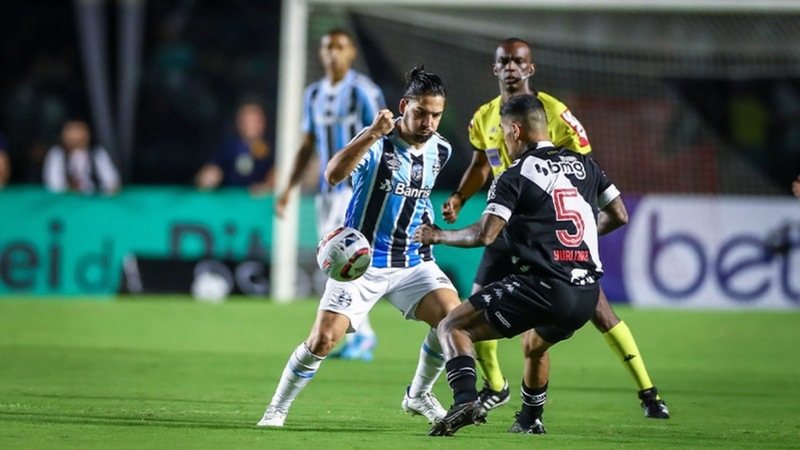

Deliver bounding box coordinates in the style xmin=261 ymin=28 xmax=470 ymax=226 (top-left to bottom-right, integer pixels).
xmin=553 ymin=188 xmax=585 ymax=247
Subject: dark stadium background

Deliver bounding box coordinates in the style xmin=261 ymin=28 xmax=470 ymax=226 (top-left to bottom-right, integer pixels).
xmin=0 ymin=0 xmax=282 ymax=187
xmin=2 ymin=0 xmax=798 ymax=193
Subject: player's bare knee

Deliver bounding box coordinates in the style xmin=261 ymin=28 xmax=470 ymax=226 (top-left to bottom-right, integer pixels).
xmin=306 ymin=329 xmax=341 ymax=356
xmin=521 ymin=329 xmax=550 ymax=358
xmin=433 ymin=301 xmax=460 ymax=327
xmin=416 ymin=291 xmax=460 ymax=328
xmin=522 ymin=340 xmax=547 ymax=359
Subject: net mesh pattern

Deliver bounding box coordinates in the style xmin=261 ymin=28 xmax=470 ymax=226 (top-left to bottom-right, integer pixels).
xmin=303 ymin=6 xmax=800 ymax=195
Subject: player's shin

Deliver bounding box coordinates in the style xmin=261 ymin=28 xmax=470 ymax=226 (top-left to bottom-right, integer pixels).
xmin=409 ymin=328 xmax=445 ymax=396
xmin=268 ymin=342 xmax=325 ymax=411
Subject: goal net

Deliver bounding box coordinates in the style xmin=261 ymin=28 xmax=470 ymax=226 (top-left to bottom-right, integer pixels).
xmin=300 ymin=2 xmax=800 ymax=196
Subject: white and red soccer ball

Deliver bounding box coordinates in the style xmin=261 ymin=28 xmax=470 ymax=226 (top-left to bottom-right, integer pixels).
xmin=316 ymin=226 xmax=372 ymax=282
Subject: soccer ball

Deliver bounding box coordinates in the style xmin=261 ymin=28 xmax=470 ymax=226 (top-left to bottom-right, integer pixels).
xmin=316 ymin=226 xmax=372 ymax=282
xmin=191 ymin=271 xmax=231 ymax=303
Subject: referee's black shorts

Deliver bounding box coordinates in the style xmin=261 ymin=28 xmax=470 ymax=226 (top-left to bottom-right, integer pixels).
xmin=468 ymin=273 xmax=599 ymax=343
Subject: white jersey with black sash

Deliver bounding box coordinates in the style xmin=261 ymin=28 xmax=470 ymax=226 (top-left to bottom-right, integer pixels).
xmin=483 ymin=141 xmax=620 ymax=285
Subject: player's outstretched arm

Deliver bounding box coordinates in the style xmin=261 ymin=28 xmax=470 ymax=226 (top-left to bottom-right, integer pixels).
xmin=274 ymin=133 xmax=315 ymax=218
xmin=414 ymin=214 xmax=506 ymax=248
xmin=325 ymin=109 xmax=394 ymax=185
xmin=597 ymin=196 xmax=628 ymax=236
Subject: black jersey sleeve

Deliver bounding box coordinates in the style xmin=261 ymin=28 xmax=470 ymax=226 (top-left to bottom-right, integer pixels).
xmin=483 ymin=165 xmax=521 ymax=221
xmin=585 ymin=156 xmax=620 ymax=208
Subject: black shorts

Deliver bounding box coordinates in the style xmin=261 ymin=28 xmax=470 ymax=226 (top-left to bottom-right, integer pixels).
xmin=468 ymin=273 xmax=599 ymax=343
xmin=474 ymin=238 xmax=513 ymax=287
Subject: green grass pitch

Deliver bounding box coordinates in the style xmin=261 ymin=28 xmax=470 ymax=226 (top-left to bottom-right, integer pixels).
xmin=1 ymin=298 xmax=799 ymax=449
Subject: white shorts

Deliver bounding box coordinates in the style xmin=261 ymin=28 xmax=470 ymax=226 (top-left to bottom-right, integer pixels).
xmin=315 ymin=188 xmax=353 ymax=238
xmin=318 ymin=261 xmax=457 ymax=332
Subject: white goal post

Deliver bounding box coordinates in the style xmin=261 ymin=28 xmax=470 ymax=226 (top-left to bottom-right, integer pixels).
xmin=270 ymin=0 xmax=800 ymax=302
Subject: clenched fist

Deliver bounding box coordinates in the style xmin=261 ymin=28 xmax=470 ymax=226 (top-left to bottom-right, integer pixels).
xmin=369 ymin=109 xmax=395 ymax=137
xmin=441 ymin=193 xmax=464 ymax=224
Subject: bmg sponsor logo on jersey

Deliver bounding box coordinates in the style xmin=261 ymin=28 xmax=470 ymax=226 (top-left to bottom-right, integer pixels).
xmin=394 ymin=182 xmax=432 ymax=199
xmin=535 ymin=156 xmax=586 ymax=179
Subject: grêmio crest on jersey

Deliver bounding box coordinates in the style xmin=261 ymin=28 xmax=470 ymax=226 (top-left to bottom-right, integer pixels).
xmin=411 ymin=163 xmax=424 ymax=181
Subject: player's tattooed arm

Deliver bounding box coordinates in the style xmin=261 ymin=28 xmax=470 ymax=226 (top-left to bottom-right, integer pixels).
xmin=414 ymin=214 xmax=506 ymax=248
xmin=597 ymin=196 xmax=628 ymax=236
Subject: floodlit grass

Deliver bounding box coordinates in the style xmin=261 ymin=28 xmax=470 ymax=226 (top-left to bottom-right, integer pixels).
xmin=1 ymin=297 xmax=799 ymax=449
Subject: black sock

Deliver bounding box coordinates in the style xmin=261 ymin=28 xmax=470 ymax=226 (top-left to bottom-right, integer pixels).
xmin=445 ymin=355 xmax=478 ymax=405
xmin=518 ymin=380 xmax=547 ymax=426
xmin=638 ymin=387 xmax=659 ymax=402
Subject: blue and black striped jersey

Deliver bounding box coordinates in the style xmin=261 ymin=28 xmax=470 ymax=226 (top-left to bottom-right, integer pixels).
xmin=302 ymin=70 xmax=386 ymax=193
xmin=344 ymin=123 xmax=452 ymax=268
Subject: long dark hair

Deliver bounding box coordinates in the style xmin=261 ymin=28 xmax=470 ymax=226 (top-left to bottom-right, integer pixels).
xmin=402 ymin=65 xmax=446 ymax=100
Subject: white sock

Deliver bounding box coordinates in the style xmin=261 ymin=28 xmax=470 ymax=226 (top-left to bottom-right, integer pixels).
xmin=408 ymin=328 xmax=444 ymax=397
xmin=268 ymin=342 xmax=325 ymax=411
xmin=357 ymin=316 xmax=375 ymax=337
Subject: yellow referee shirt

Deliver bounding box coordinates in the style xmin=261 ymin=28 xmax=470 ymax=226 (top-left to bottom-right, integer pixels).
xmin=468 ymin=91 xmax=592 ymax=177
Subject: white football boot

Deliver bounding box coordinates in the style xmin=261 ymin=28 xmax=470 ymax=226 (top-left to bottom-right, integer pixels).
xmin=256 ymin=405 xmax=287 ymax=427
xmin=402 ymin=386 xmax=447 ymax=424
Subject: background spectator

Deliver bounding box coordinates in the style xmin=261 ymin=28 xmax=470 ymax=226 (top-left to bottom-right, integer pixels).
xmin=42 ymin=119 xmax=120 ymax=195
xmin=194 ymin=101 xmax=275 ymax=194
xmin=0 ymin=134 xmax=10 ymax=188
